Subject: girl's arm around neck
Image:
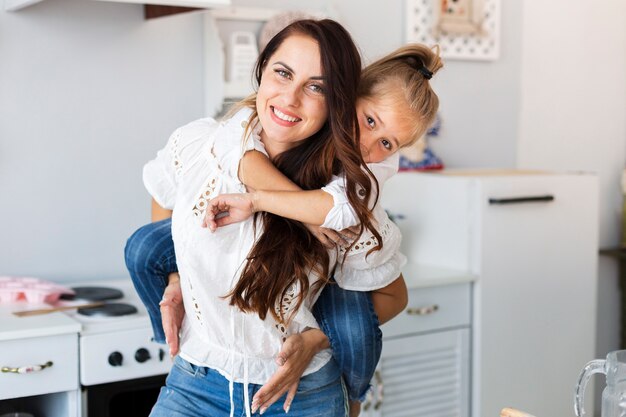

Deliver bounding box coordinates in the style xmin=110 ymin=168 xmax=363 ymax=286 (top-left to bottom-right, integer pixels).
xmin=238 ymin=151 xmax=335 ymax=225
xmin=252 ymin=189 xmax=334 ymax=226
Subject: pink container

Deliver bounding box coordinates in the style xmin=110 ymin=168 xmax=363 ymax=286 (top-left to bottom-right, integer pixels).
xmin=0 ymin=277 xmax=74 ymax=304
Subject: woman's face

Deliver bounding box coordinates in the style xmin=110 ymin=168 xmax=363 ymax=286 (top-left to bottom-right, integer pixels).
xmin=356 ymin=96 xmax=415 ymax=163
xmin=256 ymin=34 xmax=328 ymax=157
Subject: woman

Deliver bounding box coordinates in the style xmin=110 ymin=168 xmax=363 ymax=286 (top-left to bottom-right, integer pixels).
xmin=129 ymin=41 xmax=443 ymax=417
xmin=137 ymin=19 xmax=392 ymax=417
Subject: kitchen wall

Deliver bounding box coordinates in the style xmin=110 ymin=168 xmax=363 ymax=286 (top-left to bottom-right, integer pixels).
xmin=0 ymin=0 xmax=207 ymax=280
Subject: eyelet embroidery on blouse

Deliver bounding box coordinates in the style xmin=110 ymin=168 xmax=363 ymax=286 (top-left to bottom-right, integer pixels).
xmin=187 ymin=279 xmax=203 ymax=326
xmin=339 ymin=220 xmax=392 ymax=256
xmin=192 ymin=177 xmax=218 ymax=218
xmin=274 ymin=284 xmax=297 ymax=343
xmin=170 ymin=130 xmax=183 ymax=178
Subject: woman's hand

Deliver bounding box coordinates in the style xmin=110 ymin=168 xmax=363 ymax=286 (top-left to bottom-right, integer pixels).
xmin=159 ymin=273 xmax=184 ymax=357
xmin=251 ymin=329 xmax=329 ymax=414
xmin=202 ymin=193 xmax=256 ymax=232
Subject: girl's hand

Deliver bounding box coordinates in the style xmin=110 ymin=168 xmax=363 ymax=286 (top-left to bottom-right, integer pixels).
xmin=159 ymin=273 xmax=184 ymax=357
xmin=306 ymin=224 xmax=360 ymax=249
xmin=251 ymin=329 xmax=329 ymax=414
xmin=202 ymin=193 xmax=255 ymax=231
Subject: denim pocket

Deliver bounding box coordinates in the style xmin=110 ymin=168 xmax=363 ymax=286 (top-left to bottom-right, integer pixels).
xmin=173 ymin=356 xmax=201 ymax=377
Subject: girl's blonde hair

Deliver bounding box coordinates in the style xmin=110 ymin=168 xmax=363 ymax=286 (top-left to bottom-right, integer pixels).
xmin=359 ymin=44 xmax=443 ymax=146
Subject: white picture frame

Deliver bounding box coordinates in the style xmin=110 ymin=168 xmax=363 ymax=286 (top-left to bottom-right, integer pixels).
xmin=406 ymin=0 xmax=500 ymax=61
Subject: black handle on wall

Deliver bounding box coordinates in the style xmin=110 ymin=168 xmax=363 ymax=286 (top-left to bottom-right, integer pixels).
xmin=488 ymin=195 xmax=555 ymax=205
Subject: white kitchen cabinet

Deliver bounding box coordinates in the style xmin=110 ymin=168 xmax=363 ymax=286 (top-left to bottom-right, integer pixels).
xmin=381 ymin=171 xmax=598 ymax=417
xmin=360 ymin=279 xmax=473 ymax=417
xmin=0 ymin=305 xmax=81 ymax=417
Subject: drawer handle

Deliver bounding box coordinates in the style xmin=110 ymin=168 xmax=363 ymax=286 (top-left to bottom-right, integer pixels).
xmin=406 ymin=304 xmax=439 ymax=316
xmin=1 ymin=361 xmax=53 ymax=374
xmin=488 ymin=195 xmax=554 ymax=205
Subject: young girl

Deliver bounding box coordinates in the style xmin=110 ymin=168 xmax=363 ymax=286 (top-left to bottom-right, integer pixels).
xmin=138 ymin=19 xmax=381 ymax=417
xmin=127 ymin=43 xmax=442 ymax=417
xmin=201 ymin=43 xmax=443 ymax=416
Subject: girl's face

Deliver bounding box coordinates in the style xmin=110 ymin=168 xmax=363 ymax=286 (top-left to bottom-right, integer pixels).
xmin=357 ymin=97 xmax=415 ymax=163
xmin=256 ymin=34 xmax=328 ymax=157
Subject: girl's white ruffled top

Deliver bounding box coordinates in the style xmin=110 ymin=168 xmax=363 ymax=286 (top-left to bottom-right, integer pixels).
xmin=143 ymin=107 xmax=406 ymax=386
xmin=321 ymin=152 xmax=407 ymax=291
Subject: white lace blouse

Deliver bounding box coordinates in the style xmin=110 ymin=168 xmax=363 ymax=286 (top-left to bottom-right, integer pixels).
xmin=143 ymin=108 xmax=331 ymax=386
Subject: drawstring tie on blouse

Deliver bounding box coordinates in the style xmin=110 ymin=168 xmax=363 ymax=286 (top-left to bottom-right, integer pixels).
xmin=228 ymin=221 xmax=252 ymax=417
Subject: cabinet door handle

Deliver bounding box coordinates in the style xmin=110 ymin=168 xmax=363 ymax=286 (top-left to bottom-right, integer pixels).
xmin=488 ymin=195 xmax=554 ymax=205
xmin=1 ymin=361 xmax=53 ymax=374
xmin=406 ymin=304 xmax=439 ymax=316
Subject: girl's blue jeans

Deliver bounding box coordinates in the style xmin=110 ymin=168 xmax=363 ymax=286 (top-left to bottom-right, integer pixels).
xmin=124 ymin=218 xmax=382 ymax=402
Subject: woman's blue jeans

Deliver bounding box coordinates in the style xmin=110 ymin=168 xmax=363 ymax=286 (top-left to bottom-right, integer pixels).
xmin=124 ymin=218 xmax=382 ymax=402
xmin=150 ymin=356 xmax=346 ymax=417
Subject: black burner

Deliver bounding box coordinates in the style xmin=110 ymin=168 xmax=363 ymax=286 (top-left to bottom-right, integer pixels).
xmin=61 ymin=286 xmax=124 ymax=302
xmin=77 ymin=302 xmax=138 ymax=317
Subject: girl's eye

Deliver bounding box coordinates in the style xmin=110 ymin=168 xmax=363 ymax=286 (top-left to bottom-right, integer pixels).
xmin=366 ymin=116 xmax=375 ymax=129
xmin=381 ymin=139 xmax=392 ymax=150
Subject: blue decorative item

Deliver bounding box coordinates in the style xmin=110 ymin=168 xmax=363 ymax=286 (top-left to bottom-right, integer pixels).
xmin=398 ymin=114 xmax=444 ymax=171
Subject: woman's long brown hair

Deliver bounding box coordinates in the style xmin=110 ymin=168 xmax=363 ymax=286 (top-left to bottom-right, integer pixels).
xmin=227 ymin=19 xmax=381 ymax=323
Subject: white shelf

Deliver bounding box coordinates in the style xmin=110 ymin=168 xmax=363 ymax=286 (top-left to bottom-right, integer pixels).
xmin=4 ymin=0 xmax=43 ymax=11
xmin=97 ymin=0 xmax=229 ymax=7
xmin=203 ymin=7 xmax=284 ymax=115
xmin=5 ymin=0 xmax=229 ymax=13
xmin=208 ymin=6 xmax=280 ymax=22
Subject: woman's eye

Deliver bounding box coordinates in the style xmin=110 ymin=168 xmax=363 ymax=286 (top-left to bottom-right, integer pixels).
xmin=381 ymin=139 xmax=392 ymax=150
xmin=275 ymin=69 xmax=291 ymax=79
xmin=308 ymin=83 xmax=325 ymax=94
xmin=366 ymin=116 xmax=375 ymax=128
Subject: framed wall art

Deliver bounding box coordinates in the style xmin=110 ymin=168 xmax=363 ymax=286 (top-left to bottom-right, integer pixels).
xmin=406 ymin=0 xmax=500 ymax=61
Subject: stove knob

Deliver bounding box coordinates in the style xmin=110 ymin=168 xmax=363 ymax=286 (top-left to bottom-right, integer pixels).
xmin=135 ymin=348 xmax=151 ymax=363
xmin=108 ymin=351 xmax=123 ymax=367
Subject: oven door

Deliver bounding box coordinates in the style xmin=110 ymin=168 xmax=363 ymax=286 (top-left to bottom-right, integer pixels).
xmin=84 ymin=374 xmax=166 ymax=417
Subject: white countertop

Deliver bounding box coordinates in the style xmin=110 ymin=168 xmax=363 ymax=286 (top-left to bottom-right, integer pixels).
xmin=401 ymin=262 xmax=477 ymax=289
xmin=0 ymin=303 xmax=81 ymax=342
xmin=0 ymin=266 xmax=474 ymax=342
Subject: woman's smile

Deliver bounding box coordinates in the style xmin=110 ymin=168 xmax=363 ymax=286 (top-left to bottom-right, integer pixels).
xmin=270 ymin=105 xmax=302 ymax=125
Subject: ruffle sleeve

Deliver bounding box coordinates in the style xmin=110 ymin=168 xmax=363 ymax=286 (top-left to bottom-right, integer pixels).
xmin=320 ymin=153 xmax=400 ymax=231
xmin=142 ymin=118 xmax=219 ymax=209
xmin=333 ymin=212 xmax=407 ymax=291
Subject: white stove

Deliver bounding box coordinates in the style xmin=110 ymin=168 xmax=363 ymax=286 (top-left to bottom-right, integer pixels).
xmin=63 ymin=279 xmax=172 ymax=387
